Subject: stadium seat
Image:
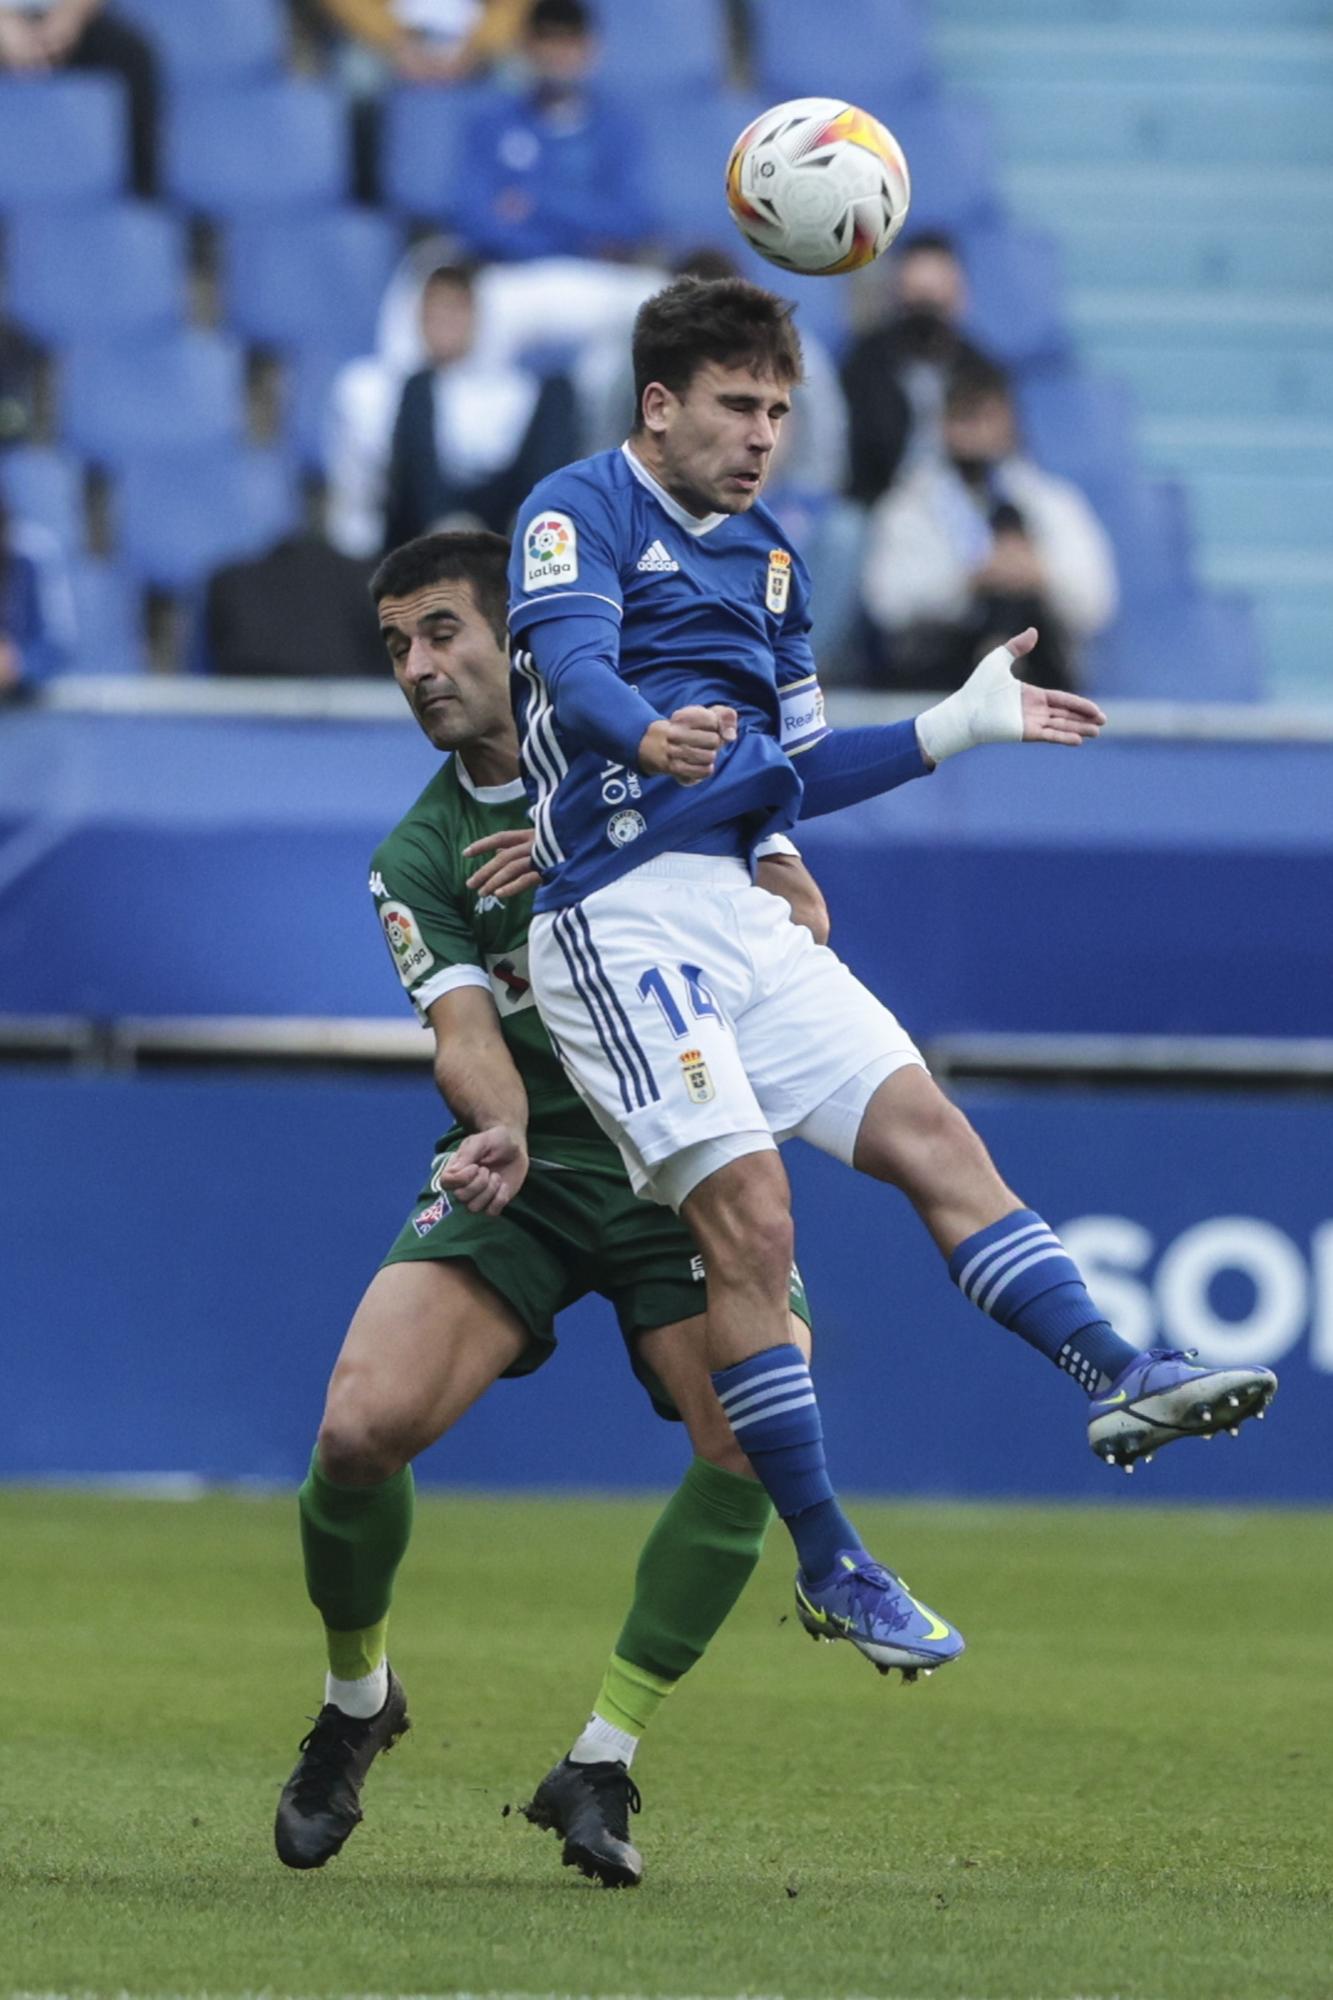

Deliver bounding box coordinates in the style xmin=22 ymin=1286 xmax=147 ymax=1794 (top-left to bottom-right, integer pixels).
xmin=884 ymin=93 xmax=1001 ymax=232
xmin=60 ymin=331 xmax=247 ymax=465
xmin=749 ymin=0 xmax=933 ymax=110
xmin=164 ymin=82 xmax=350 ymax=217
xmin=980 ymin=81 xmax=1333 ymax=170
xmin=222 ymin=211 xmax=403 ymax=358
xmin=1017 ymin=368 xmax=1139 ymax=484
xmin=67 ymin=558 xmax=147 ymax=674
xmin=280 ymin=348 xmax=346 ymax=473
xmin=595 ymin=0 xmax=728 ymax=92
xmin=112 ymin=0 xmax=284 ymax=83
xmin=639 ymin=88 xmax=764 ymax=253
xmin=5 ymin=205 xmax=188 ymax=346
xmin=115 ymin=445 xmax=300 ymax=592
xmin=962 ymin=222 xmax=1069 ymax=369
xmin=0 ymin=75 xmax=127 ymax=207
xmin=0 ymin=446 xmax=85 ymax=553
xmin=729 ymin=244 xmax=854 ymax=358
xmin=380 ymin=83 xmax=484 ymax=221
xmin=1091 ymin=588 xmax=1265 ymax=704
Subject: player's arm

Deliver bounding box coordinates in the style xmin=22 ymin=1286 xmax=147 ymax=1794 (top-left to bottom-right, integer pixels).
xmin=753 ymin=837 xmax=830 ymax=945
xmin=425 ymin=987 xmax=530 ymax=1217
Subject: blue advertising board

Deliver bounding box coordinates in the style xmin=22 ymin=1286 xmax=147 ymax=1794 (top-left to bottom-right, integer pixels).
xmin=2 ymin=1070 xmax=1329 ymax=1503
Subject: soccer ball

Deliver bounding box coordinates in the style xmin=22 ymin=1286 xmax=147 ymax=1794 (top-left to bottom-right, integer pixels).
xmin=725 ymin=97 xmax=911 ymax=276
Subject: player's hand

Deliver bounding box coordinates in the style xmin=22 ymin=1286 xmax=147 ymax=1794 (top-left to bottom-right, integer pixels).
xmin=435 ymin=1124 xmax=529 ymax=1216
xmin=637 ymin=705 xmax=738 ymax=785
xmin=915 ymin=630 xmax=1105 ymax=764
xmin=463 ymin=827 xmax=540 ymax=900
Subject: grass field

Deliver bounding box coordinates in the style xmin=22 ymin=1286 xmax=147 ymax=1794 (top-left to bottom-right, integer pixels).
xmin=4 ymin=1489 xmax=1331 ymax=2000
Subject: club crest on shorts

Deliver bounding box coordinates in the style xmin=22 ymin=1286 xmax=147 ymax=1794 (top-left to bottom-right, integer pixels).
xmin=413 ymin=1192 xmax=452 ymax=1237
xmin=380 ymin=900 xmax=434 ymax=986
xmin=679 ymin=1048 xmax=715 ymax=1104
xmin=765 ymin=547 xmax=792 ymax=615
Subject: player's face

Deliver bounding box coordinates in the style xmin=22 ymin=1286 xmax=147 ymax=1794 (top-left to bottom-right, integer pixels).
xmin=379 ymin=580 xmax=511 ymax=752
xmin=650 ymin=360 xmax=793 ymax=516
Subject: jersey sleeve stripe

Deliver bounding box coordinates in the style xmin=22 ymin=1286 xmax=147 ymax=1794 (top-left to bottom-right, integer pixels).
xmin=413 ymin=963 xmax=492 ymax=1012
xmin=513 ymin=648 xmax=568 ymax=871
xmin=571 ymin=905 xmax=660 ymax=1106
xmin=509 ymin=590 xmax=624 ymax=620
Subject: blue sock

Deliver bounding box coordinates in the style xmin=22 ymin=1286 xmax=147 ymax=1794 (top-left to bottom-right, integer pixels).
xmin=949 ymin=1208 xmax=1139 ymax=1396
xmin=712 ymin=1344 xmax=861 ymax=1581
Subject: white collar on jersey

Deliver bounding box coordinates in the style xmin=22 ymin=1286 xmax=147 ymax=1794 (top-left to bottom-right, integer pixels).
xmin=621 ymin=441 xmax=727 ymax=538
xmin=452 ymin=753 xmax=527 ymax=805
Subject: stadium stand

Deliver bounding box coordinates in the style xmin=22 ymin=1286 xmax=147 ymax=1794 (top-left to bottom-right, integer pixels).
xmin=0 ymin=0 xmax=1325 ymax=698
xmin=115 ymin=444 xmax=300 ymax=592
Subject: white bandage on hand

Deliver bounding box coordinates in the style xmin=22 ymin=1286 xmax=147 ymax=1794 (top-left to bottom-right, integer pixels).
xmin=914 ymin=644 xmax=1025 ymax=765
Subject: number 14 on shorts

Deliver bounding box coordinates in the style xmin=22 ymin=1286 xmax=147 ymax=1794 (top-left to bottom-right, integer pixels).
xmin=638 ymin=964 xmax=723 ymax=1104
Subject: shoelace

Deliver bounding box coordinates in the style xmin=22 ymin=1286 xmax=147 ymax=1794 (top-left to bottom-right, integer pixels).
xmin=289 ymin=1705 xmax=370 ymax=1803
xmin=576 ymin=1761 xmax=642 ymax=1840
xmin=841 ymin=1563 xmax=914 ymax=1635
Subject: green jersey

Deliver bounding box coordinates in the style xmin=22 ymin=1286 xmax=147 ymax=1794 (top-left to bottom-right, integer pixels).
xmin=369 ymin=755 xmax=624 ymax=1178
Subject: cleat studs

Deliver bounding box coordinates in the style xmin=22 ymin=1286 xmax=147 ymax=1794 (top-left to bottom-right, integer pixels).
xmin=1228 ymin=1425 xmax=1240 ymax=1437
xmin=923 ymin=1667 xmax=935 ymax=1678
xmin=1144 ymin=1453 xmax=1154 ymax=1465
xmin=1226 ymin=1394 xmax=1240 ymax=1409
xmin=1123 ymin=1461 xmax=1134 ymax=1474
xmin=1256 ymin=1409 xmax=1265 ymax=1420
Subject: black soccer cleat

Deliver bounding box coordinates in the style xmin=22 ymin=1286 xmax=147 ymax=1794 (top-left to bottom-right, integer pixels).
xmin=522 ymin=1756 xmax=643 ymax=1888
xmin=274 ymin=1668 xmax=410 ymax=1869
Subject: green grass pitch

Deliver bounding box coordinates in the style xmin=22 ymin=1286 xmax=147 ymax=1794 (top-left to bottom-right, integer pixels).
xmin=4 ymin=1488 xmax=1331 ymax=2000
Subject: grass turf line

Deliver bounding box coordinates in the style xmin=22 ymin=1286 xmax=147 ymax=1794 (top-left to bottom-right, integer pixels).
xmin=3 ymin=1490 xmax=1330 ymax=2000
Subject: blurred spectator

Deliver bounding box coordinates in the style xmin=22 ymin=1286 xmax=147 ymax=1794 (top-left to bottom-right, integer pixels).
xmin=383 ymin=255 xmax=578 ymax=547
xmin=0 ymin=1 xmax=160 ymax=195
xmin=861 ymin=356 xmax=1117 ymax=691
xmin=0 ymin=496 xmax=74 ymax=695
xmin=840 ymin=231 xmax=995 ymax=506
xmin=452 ymin=0 xmax=653 ymax=263
xmin=203 ymin=530 xmax=385 ymax=678
xmin=306 ymin=0 xmax=527 ymax=83
xmin=0 ymin=317 xmax=42 ymax=445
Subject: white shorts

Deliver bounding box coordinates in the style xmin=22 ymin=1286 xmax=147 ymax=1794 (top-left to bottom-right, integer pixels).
xmin=529 ymin=853 xmax=926 ymax=1206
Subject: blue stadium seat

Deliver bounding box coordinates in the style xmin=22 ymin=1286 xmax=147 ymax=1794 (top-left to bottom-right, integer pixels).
xmin=749 ymin=0 xmax=933 ymax=110
xmin=1017 ymin=368 xmax=1139 ymax=484
xmin=6 ymin=205 xmax=188 ymax=346
xmin=164 ymin=82 xmax=349 ymax=216
xmin=0 ymin=446 xmax=85 ymax=552
xmin=0 ymin=75 xmax=126 ymax=207
xmin=1075 ymin=465 xmax=1195 ymax=614
xmin=962 ymin=222 xmax=1069 ymax=369
xmin=640 ymin=88 xmax=763 ymax=253
xmin=380 ymin=83 xmax=483 ymax=221
xmin=113 ymin=0 xmax=284 ymax=82
xmin=1091 ymin=589 xmax=1265 ymax=704
xmin=68 ymin=558 xmax=147 ymax=674
xmin=281 ymin=349 xmax=346 ymax=472
xmin=61 ymin=331 xmax=246 ymax=465
xmin=115 ymin=446 xmax=300 ymax=591
xmin=595 ymin=0 xmax=728 ymax=92
xmin=222 ymin=211 xmax=402 ymax=357
xmin=887 ymin=93 xmax=1001 ymax=232
xmin=730 ymin=244 xmax=854 ymax=358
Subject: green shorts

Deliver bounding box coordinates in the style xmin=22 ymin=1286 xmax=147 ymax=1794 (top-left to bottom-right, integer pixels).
xmin=382 ymin=1150 xmax=812 ymax=1421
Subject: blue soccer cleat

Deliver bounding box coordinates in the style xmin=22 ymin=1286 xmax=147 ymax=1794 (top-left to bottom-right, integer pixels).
xmin=794 ymin=1551 xmax=966 ymax=1682
xmin=1089 ymin=1348 xmax=1277 ymax=1472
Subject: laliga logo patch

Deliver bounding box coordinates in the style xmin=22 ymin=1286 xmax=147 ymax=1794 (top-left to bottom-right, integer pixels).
xmin=380 ymin=900 xmax=434 ymax=986
xmin=765 ymin=547 xmax=792 ymax=615
xmin=679 ymin=1048 xmax=715 ymax=1104
xmin=606 ymin=808 xmax=647 ymax=848
xmin=523 ymin=511 xmax=578 ymax=591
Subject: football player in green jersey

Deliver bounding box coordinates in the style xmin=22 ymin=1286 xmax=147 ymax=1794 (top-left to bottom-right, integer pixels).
xmin=277 ymin=529 xmax=824 ymax=1888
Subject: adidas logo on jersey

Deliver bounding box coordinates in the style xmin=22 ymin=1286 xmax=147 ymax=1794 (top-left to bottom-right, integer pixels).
xmin=636 ymin=539 xmax=679 ymax=574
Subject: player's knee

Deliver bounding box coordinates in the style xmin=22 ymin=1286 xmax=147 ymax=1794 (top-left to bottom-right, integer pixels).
xmin=714 ymin=1191 xmax=794 ymax=1283
xmin=317 ymin=1377 xmax=413 ymax=1485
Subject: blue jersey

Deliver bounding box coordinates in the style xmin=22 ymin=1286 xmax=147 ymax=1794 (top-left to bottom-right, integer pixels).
xmin=507 ymin=445 xmax=831 ymax=910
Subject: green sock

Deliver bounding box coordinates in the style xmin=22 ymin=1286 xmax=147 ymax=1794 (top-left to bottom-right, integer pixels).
xmin=592 ymin=1457 xmax=774 ymax=1740
xmin=298 ymin=1449 xmax=414 ymax=1681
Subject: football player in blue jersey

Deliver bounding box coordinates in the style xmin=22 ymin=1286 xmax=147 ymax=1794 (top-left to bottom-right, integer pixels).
xmin=499 ymin=274 xmax=1278 ymax=1693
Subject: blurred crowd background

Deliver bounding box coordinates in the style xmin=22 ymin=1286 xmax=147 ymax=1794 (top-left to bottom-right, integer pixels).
xmin=1 ymin=0 xmax=1329 ymax=704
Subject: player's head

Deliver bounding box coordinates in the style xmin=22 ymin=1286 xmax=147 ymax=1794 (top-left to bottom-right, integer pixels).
xmin=630 ymin=275 xmax=804 ymax=516
xmin=524 ymin=0 xmax=597 ymax=84
xmin=371 ymin=531 xmax=512 ymax=751
xmin=943 ymin=353 xmax=1017 ymax=477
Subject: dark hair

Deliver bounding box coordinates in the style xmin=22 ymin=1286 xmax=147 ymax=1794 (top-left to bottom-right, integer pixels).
xmin=631 ymin=276 xmax=804 ymax=429
xmin=944 ymin=353 xmax=1012 ymax=416
xmin=899 ymin=230 xmax=959 ymax=261
xmin=527 ymin=0 xmax=591 ymax=34
xmin=370 ymin=531 xmax=511 ymax=646
xmin=423 ymin=259 xmax=477 ymax=294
